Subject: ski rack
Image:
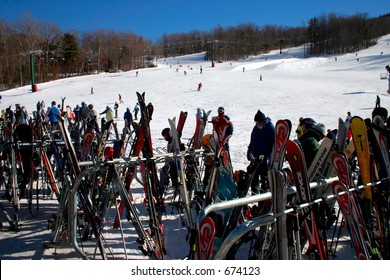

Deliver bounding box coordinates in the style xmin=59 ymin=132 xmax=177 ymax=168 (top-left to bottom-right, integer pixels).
xmin=0 ymin=139 xmax=66 ymax=232
xmin=196 ymin=176 xmax=387 ymax=260
xmin=78 ymin=148 xmax=207 ymax=167
xmin=16 ymin=140 xmax=66 ymax=148
xmin=66 ymin=148 xmax=207 ymax=259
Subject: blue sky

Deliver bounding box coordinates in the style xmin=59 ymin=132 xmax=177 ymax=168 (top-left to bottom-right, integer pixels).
xmin=0 ymin=0 xmax=388 ymax=42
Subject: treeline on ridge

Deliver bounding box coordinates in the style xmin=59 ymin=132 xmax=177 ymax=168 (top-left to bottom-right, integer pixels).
xmin=0 ymin=12 xmax=389 ymax=91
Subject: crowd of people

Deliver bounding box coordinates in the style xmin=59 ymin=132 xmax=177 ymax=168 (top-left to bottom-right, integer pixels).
xmin=0 ymin=97 xmax=143 ymax=155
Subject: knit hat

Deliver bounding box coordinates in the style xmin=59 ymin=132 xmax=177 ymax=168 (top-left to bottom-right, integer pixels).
xmin=161 ymin=127 xmax=171 ymax=137
xmin=312 ymin=123 xmax=326 ymax=138
xmin=302 ymin=118 xmax=316 ymax=129
xmin=218 ymin=106 xmax=224 ymax=112
xmin=254 ymin=110 xmax=266 ymax=122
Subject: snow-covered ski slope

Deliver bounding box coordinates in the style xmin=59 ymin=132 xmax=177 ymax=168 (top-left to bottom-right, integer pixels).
xmin=2 ymin=35 xmax=390 ymax=171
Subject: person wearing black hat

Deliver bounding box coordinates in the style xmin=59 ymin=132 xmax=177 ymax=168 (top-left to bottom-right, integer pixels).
xmin=160 ymin=127 xmax=184 ymax=189
xmin=298 ymin=118 xmax=326 ymax=168
xmin=247 ymin=110 xmax=275 ymax=193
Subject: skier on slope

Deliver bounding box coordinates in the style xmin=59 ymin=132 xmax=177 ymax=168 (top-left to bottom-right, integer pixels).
xmin=247 ymin=110 xmax=275 ymax=193
xmin=133 ymin=103 xmax=140 ymax=120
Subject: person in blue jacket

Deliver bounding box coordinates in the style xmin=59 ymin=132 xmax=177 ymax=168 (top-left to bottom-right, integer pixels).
xmin=247 ymin=110 xmax=275 ymax=193
xmin=47 ymin=101 xmax=60 ymax=130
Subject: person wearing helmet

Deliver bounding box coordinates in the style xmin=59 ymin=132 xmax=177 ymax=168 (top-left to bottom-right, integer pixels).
xmin=298 ymin=118 xmax=326 ymax=168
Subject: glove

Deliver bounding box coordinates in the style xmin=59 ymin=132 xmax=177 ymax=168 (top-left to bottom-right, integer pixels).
xmin=247 ymin=149 xmax=254 ymax=161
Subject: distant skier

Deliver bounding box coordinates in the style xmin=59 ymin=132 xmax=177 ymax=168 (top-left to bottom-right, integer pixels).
xmin=197 ymin=82 xmax=202 ymax=91
xmin=119 ymin=94 xmax=124 ymax=103
xmin=376 ymin=95 xmax=381 ymax=108
xmin=114 ymin=102 xmax=119 ymax=118
xmin=133 ymin=103 xmax=140 ymax=120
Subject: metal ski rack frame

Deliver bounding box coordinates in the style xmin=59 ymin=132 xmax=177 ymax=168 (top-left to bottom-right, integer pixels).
xmin=196 ymin=176 xmax=385 ymax=260
xmin=66 ymin=148 xmax=207 ymax=259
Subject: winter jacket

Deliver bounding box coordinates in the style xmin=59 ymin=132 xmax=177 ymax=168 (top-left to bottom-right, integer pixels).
xmin=124 ymin=110 xmax=133 ymax=124
xmin=100 ymin=108 xmax=114 ymax=122
xmin=80 ymin=104 xmax=89 ymax=120
xmin=213 ymin=113 xmax=233 ymax=140
xmin=88 ymin=109 xmax=98 ymax=122
xmin=248 ymin=117 xmax=275 ymax=161
xmin=298 ymin=129 xmax=321 ymax=168
xmin=48 ymin=106 xmax=60 ymax=124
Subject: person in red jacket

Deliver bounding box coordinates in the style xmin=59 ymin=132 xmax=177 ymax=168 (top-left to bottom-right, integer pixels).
xmin=213 ymin=106 xmax=233 ymax=150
